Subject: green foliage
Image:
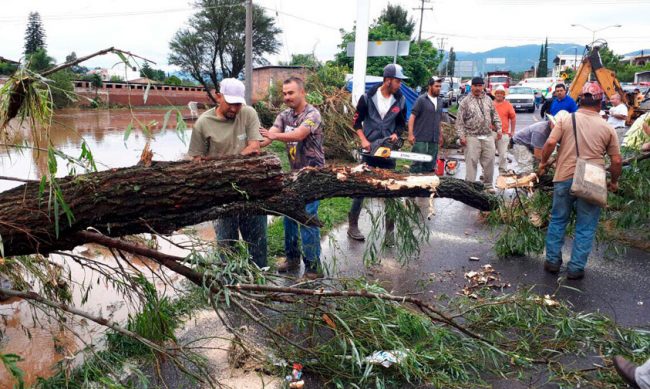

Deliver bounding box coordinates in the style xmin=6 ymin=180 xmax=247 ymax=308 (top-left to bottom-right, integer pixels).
xmin=1 ymin=353 xmax=25 ymax=389
xmin=26 ymin=48 xmax=54 ymax=73
xmin=599 ymin=45 xmax=650 ymax=82
xmin=364 ymin=198 xmax=430 ymax=266
xmin=287 ymin=282 xmax=650 ymax=388
xmin=163 ymin=75 xmax=182 ymax=86
xmin=279 ymin=53 xmax=320 ymax=68
xmin=311 ymin=62 xmax=349 ymax=91
xmin=48 ymin=70 xmax=76 ymax=109
xmin=446 ymin=47 xmax=456 ymax=76
xmin=377 ymin=3 xmax=415 ymax=37
xmin=24 ymin=11 xmax=46 ymax=55
xmin=487 ymin=191 xmax=552 ymax=257
xmin=333 ymin=7 xmax=442 ymax=88
xmin=64 ymin=52 xmax=88 ymax=74
xmin=0 ymin=62 xmax=18 ymax=76
xmin=605 ymin=157 xmax=650 ymax=237
xmin=139 ymin=62 xmax=166 ymax=82
xmin=168 ymin=0 xmax=282 ymax=93
xmin=109 ymin=75 xmax=124 ymax=82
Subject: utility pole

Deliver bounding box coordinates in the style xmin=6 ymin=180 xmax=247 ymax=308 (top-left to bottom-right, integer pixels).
xmin=352 ymin=0 xmax=370 ymax=105
xmin=414 ymin=0 xmax=433 ymax=43
xmin=245 ymin=0 xmax=253 ymax=105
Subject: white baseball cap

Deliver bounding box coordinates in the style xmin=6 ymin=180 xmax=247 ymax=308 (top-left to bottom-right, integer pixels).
xmin=219 ymin=78 xmax=246 ymax=105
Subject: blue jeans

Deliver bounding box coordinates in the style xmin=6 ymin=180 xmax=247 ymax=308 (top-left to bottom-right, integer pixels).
xmin=284 ymin=201 xmax=321 ymax=272
xmin=214 ymin=215 xmax=267 ymax=268
xmin=545 ymin=179 xmax=601 ymax=272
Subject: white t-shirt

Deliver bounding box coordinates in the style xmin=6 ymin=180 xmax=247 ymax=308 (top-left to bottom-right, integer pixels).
xmin=427 ymin=94 xmax=438 ymax=110
xmin=376 ymin=92 xmax=394 ymax=119
xmin=607 ymin=104 xmax=628 ymax=128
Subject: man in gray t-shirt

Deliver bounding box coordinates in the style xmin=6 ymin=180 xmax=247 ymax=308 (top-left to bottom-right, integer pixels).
xmin=407 ymin=77 xmax=444 ymax=173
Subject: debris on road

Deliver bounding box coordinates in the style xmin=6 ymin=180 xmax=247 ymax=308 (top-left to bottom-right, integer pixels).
xmin=462 ymin=264 xmax=510 ymax=298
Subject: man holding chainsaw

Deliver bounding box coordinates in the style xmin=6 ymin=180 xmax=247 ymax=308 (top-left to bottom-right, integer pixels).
xmin=347 ymin=64 xmax=408 ymax=242
xmin=456 ymin=76 xmax=502 ymax=192
xmin=408 ymin=77 xmax=444 ymax=173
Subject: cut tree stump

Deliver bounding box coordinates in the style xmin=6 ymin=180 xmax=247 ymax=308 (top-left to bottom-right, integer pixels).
xmin=0 ymin=153 xmax=496 ymax=257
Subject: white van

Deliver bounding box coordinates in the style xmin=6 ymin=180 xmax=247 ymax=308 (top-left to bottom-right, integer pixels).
xmin=517 ymin=77 xmax=564 ymax=99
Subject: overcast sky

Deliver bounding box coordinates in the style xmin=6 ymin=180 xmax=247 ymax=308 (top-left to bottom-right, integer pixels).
xmin=2 ymin=0 xmax=649 ymax=74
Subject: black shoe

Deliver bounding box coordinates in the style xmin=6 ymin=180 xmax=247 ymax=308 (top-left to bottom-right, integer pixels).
xmin=277 ymin=257 xmax=300 ymax=272
xmin=613 ymin=356 xmax=640 ymax=389
xmin=567 ymin=269 xmax=585 ymax=280
xmin=543 ymin=261 xmax=560 ymax=274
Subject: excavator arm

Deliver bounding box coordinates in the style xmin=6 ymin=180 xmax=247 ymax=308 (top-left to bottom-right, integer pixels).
xmin=568 ymin=45 xmax=636 ymax=124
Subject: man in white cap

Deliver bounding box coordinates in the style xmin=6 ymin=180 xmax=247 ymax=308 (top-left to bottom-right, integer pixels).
xmin=187 ymin=78 xmax=267 ymax=267
xmin=493 ymin=85 xmax=516 ymax=174
xmin=347 ymin=63 xmax=408 ymax=242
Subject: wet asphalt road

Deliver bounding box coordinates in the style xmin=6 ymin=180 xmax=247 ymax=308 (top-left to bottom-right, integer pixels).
xmin=322 ymin=110 xmax=650 ymax=329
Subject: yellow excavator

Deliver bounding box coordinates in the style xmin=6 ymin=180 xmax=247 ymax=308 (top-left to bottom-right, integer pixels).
xmin=568 ymin=43 xmax=648 ymax=125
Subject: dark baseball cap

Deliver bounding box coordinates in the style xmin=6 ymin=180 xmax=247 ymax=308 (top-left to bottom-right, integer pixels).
xmin=428 ymin=76 xmax=442 ymax=85
xmin=471 ymin=77 xmax=484 ymax=85
xmin=383 ymin=64 xmax=408 ymax=80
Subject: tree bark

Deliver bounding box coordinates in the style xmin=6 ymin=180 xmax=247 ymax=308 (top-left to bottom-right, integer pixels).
xmin=0 ymin=153 xmax=496 ymax=257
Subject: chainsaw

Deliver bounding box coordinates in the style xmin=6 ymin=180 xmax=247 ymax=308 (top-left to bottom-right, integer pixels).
xmin=360 ymin=137 xmax=433 ymax=162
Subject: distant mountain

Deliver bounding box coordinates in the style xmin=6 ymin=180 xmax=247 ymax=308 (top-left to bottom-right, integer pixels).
xmin=449 ymin=43 xmax=586 ymax=75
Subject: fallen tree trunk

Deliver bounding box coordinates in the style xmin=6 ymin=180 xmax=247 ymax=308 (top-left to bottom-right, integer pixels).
xmin=1 ymin=153 xmax=496 ymax=257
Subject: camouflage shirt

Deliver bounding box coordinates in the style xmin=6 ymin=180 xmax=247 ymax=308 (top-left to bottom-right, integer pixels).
xmin=455 ymin=94 xmax=502 ymax=138
xmin=273 ymin=104 xmax=325 ymax=170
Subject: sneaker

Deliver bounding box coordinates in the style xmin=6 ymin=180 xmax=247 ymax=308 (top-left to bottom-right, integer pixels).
xmin=543 ymin=261 xmax=560 ymax=274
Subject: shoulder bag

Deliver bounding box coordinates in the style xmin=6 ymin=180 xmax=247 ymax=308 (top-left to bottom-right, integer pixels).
xmin=569 ymin=113 xmax=608 ymax=207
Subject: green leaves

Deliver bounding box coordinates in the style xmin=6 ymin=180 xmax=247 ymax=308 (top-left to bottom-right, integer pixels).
xmin=1 ymin=353 xmax=25 ymax=389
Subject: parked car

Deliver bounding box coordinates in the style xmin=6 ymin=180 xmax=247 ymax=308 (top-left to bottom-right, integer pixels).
xmin=440 ymin=79 xmax=460 ymax=107
xmin=506 ymin=86 xmax=536 ymax=112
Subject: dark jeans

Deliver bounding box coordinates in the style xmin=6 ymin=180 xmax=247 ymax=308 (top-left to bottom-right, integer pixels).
xmin=410 ymin=141 xmax=439 ymax=173
xmin=284 ymin=201 xmax=321 ymax=271
xmin=545 ymin=179 xmax=601 ymax=272
xmin=350 ymin=155 xmax=396 ymax=215
xmin=214 ymin=215 xmax=267 ymax=268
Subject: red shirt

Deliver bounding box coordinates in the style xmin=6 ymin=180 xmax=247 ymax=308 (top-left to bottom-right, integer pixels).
xmin=494 ymin=100 xmax=516 ymax=135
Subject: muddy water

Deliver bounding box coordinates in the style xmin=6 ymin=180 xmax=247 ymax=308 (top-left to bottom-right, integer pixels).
xmin=0 ymin=108 xmax=201 ymax=388
xmin=0 ymin=108 xmax=197 ymax=192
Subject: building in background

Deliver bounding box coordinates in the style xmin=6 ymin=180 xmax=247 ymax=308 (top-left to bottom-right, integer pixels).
xmin=251 ymin=65 xmax=311 ymax=103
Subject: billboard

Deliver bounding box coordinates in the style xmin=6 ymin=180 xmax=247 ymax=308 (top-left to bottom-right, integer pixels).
xmin=486 ymin=57 xmax=506 ymax=65
xmin=346 ymin=41 xmax=410 ymax=57
xmin=454 ymin=61 xmax=475 ymax=77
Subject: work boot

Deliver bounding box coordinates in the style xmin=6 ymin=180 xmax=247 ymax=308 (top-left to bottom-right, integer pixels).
xmin=347 ymin=211 xmax=365 ymax=241
xmin=613 ymin=356 xmax=640 ymax=389
xmin=384 ymin=216 xmax=395 ymax=247
xmin=276 ymin=257 xmax=300 ymax=273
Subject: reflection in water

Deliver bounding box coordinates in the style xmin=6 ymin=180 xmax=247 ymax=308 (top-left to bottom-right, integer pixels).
xmin=0 ymin=108 xmax=198 ymax=387
xmin=0 ymin=108 xmax=197 ymax=191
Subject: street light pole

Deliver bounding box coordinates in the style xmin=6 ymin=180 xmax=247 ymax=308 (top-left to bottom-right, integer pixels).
xmin=570 ymin=23 xmax=622 ymax=46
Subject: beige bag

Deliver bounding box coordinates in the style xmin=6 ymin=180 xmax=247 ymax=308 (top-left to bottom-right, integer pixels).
xmin=569 ymin=113 xmax=608 ymax=207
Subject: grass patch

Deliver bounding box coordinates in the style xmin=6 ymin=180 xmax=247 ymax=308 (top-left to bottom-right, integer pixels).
xmin=268 ymin=197 xmax=352 ymax=258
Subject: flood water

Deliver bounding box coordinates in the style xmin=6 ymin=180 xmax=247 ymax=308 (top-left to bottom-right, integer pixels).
xmin=0 ymin=108 xmax=201 ymax=388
